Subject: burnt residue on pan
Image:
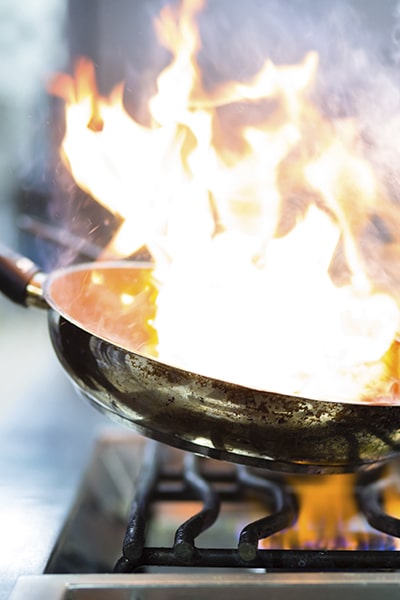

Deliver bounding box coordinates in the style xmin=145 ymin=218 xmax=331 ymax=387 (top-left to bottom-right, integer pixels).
xmin=48 ymin=310 xmax=400 ymax=474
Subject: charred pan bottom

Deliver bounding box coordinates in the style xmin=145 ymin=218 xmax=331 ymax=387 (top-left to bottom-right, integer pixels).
xmin=48 ymin=312 xmax=400 ymax=474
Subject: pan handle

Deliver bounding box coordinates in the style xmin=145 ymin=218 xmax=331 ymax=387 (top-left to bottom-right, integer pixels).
xmin=0 ymin=242 xmax=43 ymax=306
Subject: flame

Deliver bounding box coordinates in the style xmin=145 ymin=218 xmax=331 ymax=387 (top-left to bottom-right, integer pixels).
xmin=260 ymin=470 xmax=400 ymax=550
xmin=50 ymin=0 xmax=400 ymax=403
xmin=383 ymin=463 xmax=400 ymax=525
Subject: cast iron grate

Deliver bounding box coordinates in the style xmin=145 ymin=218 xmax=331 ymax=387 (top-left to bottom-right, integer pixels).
xmin=113 ymin=441 xmax=400 ymax=572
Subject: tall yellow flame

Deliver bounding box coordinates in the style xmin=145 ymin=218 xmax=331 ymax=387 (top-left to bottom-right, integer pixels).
xmin=50 ymin=0 xmax=400 ymax=404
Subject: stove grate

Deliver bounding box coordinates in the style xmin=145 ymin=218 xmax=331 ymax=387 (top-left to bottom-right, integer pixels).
xmin=114 ymin=441 xmax=400 ymax=573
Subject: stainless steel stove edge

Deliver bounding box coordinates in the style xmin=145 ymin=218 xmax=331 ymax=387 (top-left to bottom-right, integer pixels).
xmin=8 ymin=572 xmax=400 ymax=600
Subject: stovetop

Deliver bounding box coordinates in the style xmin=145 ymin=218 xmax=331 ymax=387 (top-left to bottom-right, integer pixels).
xmin=6 ymin=429 xmax=400 ymax=598
xmin=40 ymin=432 xmax=400 ymax=573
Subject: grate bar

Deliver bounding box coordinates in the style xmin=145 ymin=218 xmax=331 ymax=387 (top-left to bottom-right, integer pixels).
xmin=137 ymin=548 xmax=400 ymax=570
xmin=357 ymin=469 xmax=400 ymax=539
xmin=173 ymin=453 xmax=221 ymax=563
xmin=114 ymin=441 xmax=162 ymax=572
xmin=237 ymin=467 xmax=298 ymax=561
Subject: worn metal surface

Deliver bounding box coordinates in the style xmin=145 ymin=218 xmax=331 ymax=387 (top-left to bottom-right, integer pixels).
xmin=8 ymin=573 xmax=400 ymax=600
xmin=41 ymin=263 xmax=400 ymax=474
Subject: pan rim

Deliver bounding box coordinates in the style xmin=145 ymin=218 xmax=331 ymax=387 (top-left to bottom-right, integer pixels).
xmin=44 ymin=260 xmax=400 ymax=410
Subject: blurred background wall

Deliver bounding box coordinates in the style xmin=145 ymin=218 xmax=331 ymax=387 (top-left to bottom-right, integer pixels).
xmin=0 ymin=0 xmax=66 ymax=406
xmin=0 ymin=0 xmax=65 ymax=246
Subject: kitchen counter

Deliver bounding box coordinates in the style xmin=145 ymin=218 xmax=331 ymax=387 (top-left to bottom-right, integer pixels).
xmin=0 ymin=296 xmax=111 ymax=599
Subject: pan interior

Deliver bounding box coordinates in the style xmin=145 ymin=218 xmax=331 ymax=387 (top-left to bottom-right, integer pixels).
xmin=44 ymin=261 xmax=400 ymax=408
xmin=45 ymin=262 xmax=159 ymax=357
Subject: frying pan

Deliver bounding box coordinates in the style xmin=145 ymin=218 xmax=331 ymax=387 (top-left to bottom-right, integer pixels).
xmin=1 ymin=242 xmax=400 ymax=474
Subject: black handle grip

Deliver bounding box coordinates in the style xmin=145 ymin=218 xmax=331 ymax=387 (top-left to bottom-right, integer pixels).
xmin=0 ymin=242 xmax=41 ymax=306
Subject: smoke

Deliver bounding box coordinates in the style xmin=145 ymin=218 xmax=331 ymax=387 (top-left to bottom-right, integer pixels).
xmin=195 ymin=1 xmax=400 ymax=237
xmin=122 ymin=0 xmax=400 ymax=164
xmin=122 ymin=0 xmax=400 ymax=200
xmin=196 ymin=1 xmax=382 ymax=78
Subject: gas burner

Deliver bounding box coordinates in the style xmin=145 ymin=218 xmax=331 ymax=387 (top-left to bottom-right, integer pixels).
xmin=45 ymin=432 xmax=400 ymax=577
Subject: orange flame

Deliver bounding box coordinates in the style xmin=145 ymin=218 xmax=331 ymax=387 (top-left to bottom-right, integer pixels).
xmin=259 ymin=470 xmax=400 ymax=550
xmin=50 ymin=0 xmax=400 ymax=404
